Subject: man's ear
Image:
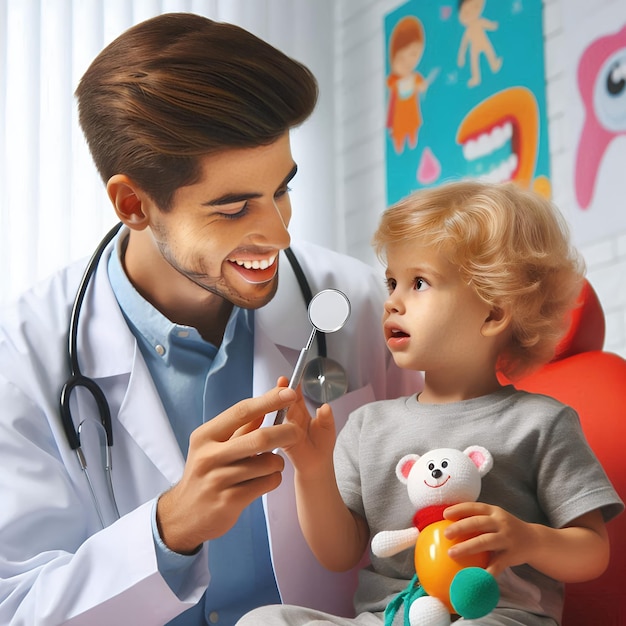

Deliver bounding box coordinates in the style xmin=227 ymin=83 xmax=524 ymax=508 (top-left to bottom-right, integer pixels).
xmin=481 ymin=304 xmax=512 ymax=337
xmin=106 ymin=174 xmax=150 ymax=230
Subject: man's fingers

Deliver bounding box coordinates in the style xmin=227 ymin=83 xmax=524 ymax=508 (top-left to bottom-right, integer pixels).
xmin=204 ymin=386 xmax=297 ymax=442
xmin=233 ymin=415 xmax=265 ymax=438
xmin=228 ymin=422 xmax=299 ymax=461
xmin=195 ymin=450 xmax=286 ymax=492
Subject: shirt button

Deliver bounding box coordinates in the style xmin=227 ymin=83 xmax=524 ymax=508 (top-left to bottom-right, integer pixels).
xmin=209 ymin=611 xmax=219 ymax=623
xmin=177 ymin=330 xmax=189 ymax=338
xmin=155 ymin=344 xmax=165 ymax=356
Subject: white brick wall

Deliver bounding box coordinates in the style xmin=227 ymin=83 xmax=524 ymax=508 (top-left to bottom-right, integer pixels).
xmin=334 ymin=0 xmax=626 ymax=359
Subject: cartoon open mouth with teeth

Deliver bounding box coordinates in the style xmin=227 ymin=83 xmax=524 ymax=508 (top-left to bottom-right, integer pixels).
xmin=456 ymin=86 xmax=549 ymax=196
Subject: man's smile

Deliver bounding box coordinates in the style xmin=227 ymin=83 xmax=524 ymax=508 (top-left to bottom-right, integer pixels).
xmin=227 ymin=254 xmax=279 ymax=284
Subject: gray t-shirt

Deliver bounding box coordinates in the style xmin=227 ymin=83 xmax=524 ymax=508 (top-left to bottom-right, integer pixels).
xmin=334 ymin=385 xmax=623 ymax=622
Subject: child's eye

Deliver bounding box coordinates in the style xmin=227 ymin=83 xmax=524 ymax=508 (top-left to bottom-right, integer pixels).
xmin=384 ymin=278 xmax=397 ymax=293
xmin=413 ymin=277 xmax=430 ymax=291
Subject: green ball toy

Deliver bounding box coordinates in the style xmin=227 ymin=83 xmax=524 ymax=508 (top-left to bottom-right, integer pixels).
xmin=450 ymin=567 xmax=500 ymax=619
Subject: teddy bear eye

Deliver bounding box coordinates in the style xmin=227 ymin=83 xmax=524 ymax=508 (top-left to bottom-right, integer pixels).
xmin=441 ymin=460 xmax=449 ymax=468
xmin=428 ymin=462 xmax=435 ymax=471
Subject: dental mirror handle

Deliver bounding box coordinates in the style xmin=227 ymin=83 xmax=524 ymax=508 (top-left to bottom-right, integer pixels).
xmin=274 ymin=329 xmax=316 ymax=425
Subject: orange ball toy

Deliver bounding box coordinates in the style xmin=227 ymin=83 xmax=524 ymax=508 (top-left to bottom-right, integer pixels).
xmin=414 ymin=519 xmax=489 ymax=613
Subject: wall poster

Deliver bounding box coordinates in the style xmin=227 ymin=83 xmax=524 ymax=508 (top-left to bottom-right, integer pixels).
xmin=384 ymin=0 xmax=550 ymax=206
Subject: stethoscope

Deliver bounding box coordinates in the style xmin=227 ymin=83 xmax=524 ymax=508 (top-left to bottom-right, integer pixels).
xmin=59 ymin=222 xmax=350 ymax=526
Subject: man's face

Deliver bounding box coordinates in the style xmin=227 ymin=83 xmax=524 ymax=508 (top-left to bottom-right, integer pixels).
xmin=140 ymin=133 xmax=296 ymax=310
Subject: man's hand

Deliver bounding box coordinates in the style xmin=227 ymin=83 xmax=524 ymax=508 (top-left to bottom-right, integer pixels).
xmin=156 ymin=385 xmax=299 ymax=554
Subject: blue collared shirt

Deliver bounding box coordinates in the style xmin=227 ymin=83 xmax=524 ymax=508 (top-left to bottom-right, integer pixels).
xmin=108 ymin=239 xmax=280 ymax=625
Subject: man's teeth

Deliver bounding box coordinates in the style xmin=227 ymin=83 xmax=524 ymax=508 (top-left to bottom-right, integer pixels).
xmin=230 ymin=255 xmax=276 ymax=270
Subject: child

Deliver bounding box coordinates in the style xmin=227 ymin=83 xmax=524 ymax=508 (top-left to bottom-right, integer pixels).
xmin=237 ymin=180 xmax=623 ymax=625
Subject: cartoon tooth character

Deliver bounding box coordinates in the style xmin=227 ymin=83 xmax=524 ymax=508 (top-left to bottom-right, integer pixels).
xmin=575 ymin=25 xmax=626 ymax=209
xmin=372 ymin=446 xmax=499 ymax=626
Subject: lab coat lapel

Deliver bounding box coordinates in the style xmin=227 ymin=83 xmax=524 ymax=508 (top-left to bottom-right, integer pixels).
xmin=252 ymin=325 xmax=293 ymax=422
xmin=79 ymin=235 xmax=184 ymax=486
xmin=116 ymin=350 xmax=184 ymax=485
xmin=253 ymin=317 xmax=307 ymax=599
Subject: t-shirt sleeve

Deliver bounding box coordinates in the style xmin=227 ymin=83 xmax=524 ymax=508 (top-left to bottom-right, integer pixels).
xmin=333 ymin=409 xmax=366 ymax=520
xmin=536 ymin=405 xmax=624 ymax=528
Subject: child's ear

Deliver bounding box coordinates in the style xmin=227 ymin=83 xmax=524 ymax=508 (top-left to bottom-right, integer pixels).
xmin=106 ymin=174 xmax=150 ymax=230
xmin=481 ymin=305 xmax=511 ymax=337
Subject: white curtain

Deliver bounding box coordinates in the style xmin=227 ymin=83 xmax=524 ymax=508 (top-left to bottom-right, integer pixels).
xmin=0 ymin=0 xmax=337 ymax=306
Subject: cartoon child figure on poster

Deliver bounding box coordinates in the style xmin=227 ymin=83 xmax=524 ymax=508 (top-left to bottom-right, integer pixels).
xmin=457 ymin=0 xmax=502 ymax=87
xmin=384 ymin=0 xmax=550 ymax=207
xmin=386 ymin=16 xmax=437 ymax=154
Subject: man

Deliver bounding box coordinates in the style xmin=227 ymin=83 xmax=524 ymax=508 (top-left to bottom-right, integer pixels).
xmin=0 ymin=13 xmax=420 ymax=625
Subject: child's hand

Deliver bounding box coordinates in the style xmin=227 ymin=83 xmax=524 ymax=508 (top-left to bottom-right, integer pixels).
xmin=275 ymin=376 xmax=336 ymax=479
xmin=443 ymin=502 xmax=609 ymax=583
xmin=442 ymin=502 xmax=533 ymax=578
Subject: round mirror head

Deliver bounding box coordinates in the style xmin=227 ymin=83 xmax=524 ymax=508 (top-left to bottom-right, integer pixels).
xmin=308 ymin=289 xmax=351 ymax=333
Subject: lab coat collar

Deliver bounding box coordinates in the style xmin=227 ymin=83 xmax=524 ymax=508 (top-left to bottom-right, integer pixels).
xmin=255 ymin=248 xmax=312 ymax=352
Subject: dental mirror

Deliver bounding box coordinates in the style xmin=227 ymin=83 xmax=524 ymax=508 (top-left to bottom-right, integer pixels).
xmin=274 ymin=289 xmax=351 ymax=424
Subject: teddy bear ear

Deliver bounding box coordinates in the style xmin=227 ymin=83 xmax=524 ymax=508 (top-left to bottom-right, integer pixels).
xmin=395 ymin=454 xmax=420 ymax=484
xmin=463 ymin=445 xmax=494 ymax=477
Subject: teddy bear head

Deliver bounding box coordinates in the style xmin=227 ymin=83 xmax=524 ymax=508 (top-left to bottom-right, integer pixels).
xmin=396 ymin=446 xmax=493 ymax=510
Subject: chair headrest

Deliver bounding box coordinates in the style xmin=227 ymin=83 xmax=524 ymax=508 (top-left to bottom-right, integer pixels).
xmin=553 ymin=279 xmax=605 ymax=361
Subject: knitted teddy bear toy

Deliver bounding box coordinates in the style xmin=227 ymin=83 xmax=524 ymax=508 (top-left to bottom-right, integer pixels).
xmin=371 ymin=446 xmax=500 ymax=626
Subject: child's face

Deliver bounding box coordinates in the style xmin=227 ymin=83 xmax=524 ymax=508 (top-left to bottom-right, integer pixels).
xmin=382 ymin=240 xmax=492 ymax=374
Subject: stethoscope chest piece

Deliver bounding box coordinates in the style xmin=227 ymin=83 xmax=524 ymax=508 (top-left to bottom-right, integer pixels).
xmin=301 ymin=356 xmax=348 ymax=404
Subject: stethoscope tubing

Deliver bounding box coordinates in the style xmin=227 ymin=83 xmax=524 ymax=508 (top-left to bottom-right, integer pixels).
xmin=61 ymin=222 xmax=123 ymax=451
xmin=60 ymin=222 xmax=123 ymax=526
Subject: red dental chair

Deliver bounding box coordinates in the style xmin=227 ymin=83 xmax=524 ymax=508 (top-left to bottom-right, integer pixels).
xmin=499 ymin=280 xmax=626 ymax=625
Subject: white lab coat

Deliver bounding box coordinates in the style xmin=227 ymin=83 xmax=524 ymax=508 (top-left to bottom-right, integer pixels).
xmin=0 ymin=235 xmax=421 ymax=625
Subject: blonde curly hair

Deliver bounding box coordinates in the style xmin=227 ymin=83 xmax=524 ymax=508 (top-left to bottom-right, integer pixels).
xmin=372 ymin=180 xmax=586 ymax=379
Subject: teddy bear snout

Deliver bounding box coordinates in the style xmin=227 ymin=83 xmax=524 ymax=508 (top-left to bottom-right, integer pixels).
xmin=432 ymin=468 xmax=443 ymax=479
